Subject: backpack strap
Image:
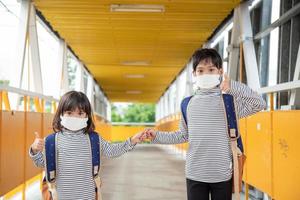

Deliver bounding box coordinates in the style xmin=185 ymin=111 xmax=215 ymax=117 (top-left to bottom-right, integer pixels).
xmin=222 ymin=94 xmax=244 ymax=153
xmin=88 ymin=132 xmax=101 ymax=178
xmin=180 ymin=96 xmax=193 ymax=125
xmin=44 ymin=133 xmax=57 ymax=183
xmin=88 ymin=132 xmax=102 ymax=200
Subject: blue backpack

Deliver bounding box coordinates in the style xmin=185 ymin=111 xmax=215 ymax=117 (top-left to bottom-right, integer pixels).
xmin=44 ymin=131 xmax=101 ymax=183
xmin=180 ymin=94 xmax=244 ymax=152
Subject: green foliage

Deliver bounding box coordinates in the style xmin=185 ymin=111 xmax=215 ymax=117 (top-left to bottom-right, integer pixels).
xmin=0 ymin=80 xmax=10 ymax=85
xmin=111 ymin=104 xmax=123 ymax=122
xmin=111 ymin=103 xmax=155 ymax=123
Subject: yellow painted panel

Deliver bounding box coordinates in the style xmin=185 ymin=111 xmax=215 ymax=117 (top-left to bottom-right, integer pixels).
xmin=182 ymin=143 xmax=189 ymax=151
xmin=43 ymin=113 xmax=54 ymax=137
xmin=156 ymin=115 xmax=188 ymax=150
xmin=25 ymin=112 xmax=43 ymax=180
xmin=272 ymin=111 xmax=300 ymax=200
xmin=0 ymin=111 xmax=25 ymax=196
xmin=245 ymin=112 xmax=272 ymax=196
xmin=111 ymin=126 xmax=151 ymax=142
xmin=238 ymin=118 xmax=247 ymax=181
xmin=94 ymin=115 xmax=111 ymax=141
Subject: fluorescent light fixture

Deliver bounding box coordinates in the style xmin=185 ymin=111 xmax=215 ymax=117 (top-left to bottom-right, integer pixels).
xmin=111 ymin=4 xmax=165 ymax=13
xmin=124 ymin=74 xmax=145 ymax=78
xmin=121 ymin=61 xmax=150 ymax=66
xmin=126 ymin=91 xmax=142 ymax=94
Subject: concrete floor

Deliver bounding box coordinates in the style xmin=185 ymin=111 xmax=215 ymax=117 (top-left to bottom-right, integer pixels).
xmin=100 ymin=144 xmax=251 ymax=200
xmin=100 ymin=145 xmax=187 ymax=200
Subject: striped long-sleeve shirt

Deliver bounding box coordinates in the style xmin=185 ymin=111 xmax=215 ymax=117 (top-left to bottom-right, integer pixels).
xmin=152 ymin=80 xmax=266 ymax=183
xmin=29 ymin=130 xmax=135 ymax=199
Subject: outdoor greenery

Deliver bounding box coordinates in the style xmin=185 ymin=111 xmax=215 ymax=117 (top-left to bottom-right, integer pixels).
xmin=111 ymin=103 xmax=155 ymax=123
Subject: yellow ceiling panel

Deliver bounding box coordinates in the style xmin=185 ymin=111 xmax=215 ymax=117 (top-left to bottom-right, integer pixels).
xmin=33 ymin=0 xmax=240 ymax=102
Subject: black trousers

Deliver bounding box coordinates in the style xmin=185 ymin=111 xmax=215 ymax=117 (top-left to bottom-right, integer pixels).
xmin=186 ymin=178 xmax=232 ymax=200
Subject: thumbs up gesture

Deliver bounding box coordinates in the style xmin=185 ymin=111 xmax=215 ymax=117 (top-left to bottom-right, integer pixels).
xmin=220 ymin=74 xmax=231 ymax=92
xmin=31 ymin=131 xmax=44 ymax=154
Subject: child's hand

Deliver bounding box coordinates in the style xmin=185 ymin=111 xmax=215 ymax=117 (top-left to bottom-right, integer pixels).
xmin=220 ymin=74 xmax=231 ymax=92
xmin=130 ymin=131 xmax=145 ymax=145
xmin=130 ymin=129 xmax=151 ymax=145
xmin=31 ymin=131 xmax=44 ymax=154
xmin=144 ymin=129 xmax=156 ymax=141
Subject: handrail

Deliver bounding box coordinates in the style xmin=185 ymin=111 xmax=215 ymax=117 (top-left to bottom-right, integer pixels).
xmin=257 ymin=80 xmax=300 ymax=94
xmin=111 ymin=122 xmax=155 ymax=126
xmin=0 ymin=85 xmax=58 ymax=102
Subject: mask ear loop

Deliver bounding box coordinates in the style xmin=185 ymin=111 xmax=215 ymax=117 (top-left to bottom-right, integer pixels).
xmin=217 ymin=73 xmax=224 ymax=93
xmin=219 ymin=75 xmax=223 ymax=83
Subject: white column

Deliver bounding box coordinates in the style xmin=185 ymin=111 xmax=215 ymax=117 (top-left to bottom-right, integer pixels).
xmin=59 ymin=40 xmax=69 ymax=95
xmin=29 ymin=4 xmax=43 ymax=93
xmin=239 ymin=2 xmax=261 ymax=90
xmin=164 ymin=92 xmax=169 ymax=117
xmin=75 ymin=62 xmax=84 ymax=92
xmin=15 ymin=0 xmax=30 ymax=88
xmin=87 ymin=75 xmax=95 ymax=109
xmin=106 ymin=98 xmax=111 ymax=122
xmin=227 ymin=8 xmax=240 ymax=81
xmin=185 ymin=62 xmax=193 ymax=97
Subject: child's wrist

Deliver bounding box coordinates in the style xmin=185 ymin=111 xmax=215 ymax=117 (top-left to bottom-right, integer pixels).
xmin=130 ymin=137 xmax=137 ymax=145
xmin=30 ymin=147 xmax=38 ymax=155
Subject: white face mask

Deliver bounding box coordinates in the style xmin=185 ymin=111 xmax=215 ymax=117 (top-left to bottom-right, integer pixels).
xmin=194 ymin=74 xmax=221 ymax=89
xmin=60 ymin=116 xmax=88 ymax=131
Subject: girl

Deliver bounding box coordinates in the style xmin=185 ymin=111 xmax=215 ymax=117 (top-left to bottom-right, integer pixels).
xmin=29 ymin=91 xmax=145 ymax=199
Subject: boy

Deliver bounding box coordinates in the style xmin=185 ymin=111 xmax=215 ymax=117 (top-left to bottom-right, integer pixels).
xmin=145 ymin=48 xmax=266 ymax=200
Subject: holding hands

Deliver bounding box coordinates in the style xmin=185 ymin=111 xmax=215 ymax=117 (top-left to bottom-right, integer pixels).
xmin=130 ymin=129 xmax=156 ymax=145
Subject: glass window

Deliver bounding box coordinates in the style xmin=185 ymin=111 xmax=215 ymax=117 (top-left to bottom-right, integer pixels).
xmin=0 ymin=0 xmax=20 ymax=88
xmin=277 ymin=0 xmax=300 ymax=108
xmin=37 ymin=20 xmax=61 ymax=98
xmin=67 ymin=51 xmax=79 ymax=90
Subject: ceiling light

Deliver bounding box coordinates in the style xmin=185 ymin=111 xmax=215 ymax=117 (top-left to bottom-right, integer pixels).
xmin=111 ymin=4 xmax=165 ymax=13
xmin=126 ymin=91 xmax=142 ymax=94
xmin=121 ymin=61 xmax=150 ymax=66
xmin=124 ymin=74 xmax=145 ymax=78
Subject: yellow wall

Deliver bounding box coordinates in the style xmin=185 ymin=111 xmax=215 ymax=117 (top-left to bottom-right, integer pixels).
xmin=156 ymin=113 xmax=189 ymax=152
xmin=111 ymin=126 xmax=153 ymax=142
xmin=156 ymin=110 xmax=300 ymax=200
xmin=94 ymin=115 xmax=112 ymax=141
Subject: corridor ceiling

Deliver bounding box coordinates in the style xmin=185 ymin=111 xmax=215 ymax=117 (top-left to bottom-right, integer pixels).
xmin=33 ymin=0 xmax=240 ymax=102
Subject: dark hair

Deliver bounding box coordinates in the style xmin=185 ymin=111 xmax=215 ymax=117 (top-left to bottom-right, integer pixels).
xmin=191 ymin=48 xmax=223 ymax=71
xmin=52 ymin=91 xmax=95 ymax=133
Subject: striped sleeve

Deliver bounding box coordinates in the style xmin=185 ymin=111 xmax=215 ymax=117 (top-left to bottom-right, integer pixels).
xmin=226 ymin=80 xmax=267 ymax=119
xmin=152 ymin=115 xmax=189 ymax=144
xmin=99 ymin=136 xmax=135 ymax=158
xmin=29 ymin=147 xmax=45 ymax=168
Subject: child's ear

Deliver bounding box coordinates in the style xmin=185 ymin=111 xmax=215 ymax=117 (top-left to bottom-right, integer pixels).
xmin=219 ymin=68 xmax=223 ymax=75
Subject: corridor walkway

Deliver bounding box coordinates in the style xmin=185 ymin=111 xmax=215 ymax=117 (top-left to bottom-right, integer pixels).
xmin=101 ymin=145 xmax=187 ymax=200
xmin=100 ymin=145 xmax=251 ymax=200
